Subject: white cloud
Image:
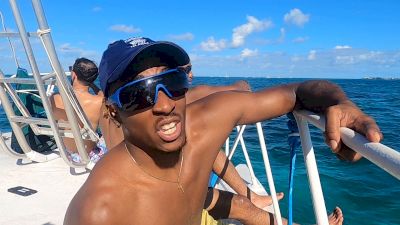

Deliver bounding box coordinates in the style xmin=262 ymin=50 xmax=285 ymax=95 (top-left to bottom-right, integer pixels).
xmin=240 ymin=48 xmax=258 ymax=58
xmin=231 ymin=16 xmax=273 ymax=47
xmin=292 ymin=36 xmax=309 ymax=43
xmin=59 ymin=43 xmax=80 ymax=53
xmin=335 ymin=50 xmax=384 ymax=65
xmin=359 ymin=51 xmax=382 ymax=60
xmin=168 ymin=32 xmax=194 ymax=41
xmin=308 ymin=50 xmax=317 ymax=60
xmin=109 ymin=24 xmax=141 ymax=33
xmin=58 ymin=43 xmax=98 ymax=57
xmin=291 ymin=55 xmax=302 ymax=62
xmin=334 ymin=45 xmax=352 ymax=50
xmin=92 ymin=6 xmax=102 ymax=12
xmin=118 ymin=48 xmax=400 ymax=78
xmin=200 ymin=37 xmax=227 ymax=52
xmin=284 ymin=8 xmax=310 ymax=27
xmin=277 ymin=28 xmax=286 ymax=43
xmin=5 ymin=27 xmax=15 ymax=32
xmin=335 ymin=55 xmax=355 ymax=64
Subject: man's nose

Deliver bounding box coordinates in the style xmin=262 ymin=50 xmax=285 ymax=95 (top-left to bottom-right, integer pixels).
xmin=152 ymin=91 xmax=175 ymax=115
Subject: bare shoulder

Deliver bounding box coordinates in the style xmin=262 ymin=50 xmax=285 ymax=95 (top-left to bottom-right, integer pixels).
xmin=184 ymin=91 xmax=245 ymax=159
xmin=65 ymin=147 xmax=137 ymax=224
xmin=50 ymin=93 xmax=65 ymax=109
xmin=76 ymin=92 xmax=104 ymax=114
xmin=89 ymin=93 xmax=104 ymax=108
xmin=64 ymin=175 xmax=120 ymax=224
xmin=186 ymin=90 xmax=244 ymax=126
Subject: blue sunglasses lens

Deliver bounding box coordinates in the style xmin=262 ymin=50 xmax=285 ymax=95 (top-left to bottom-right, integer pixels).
xmin=117 ymin=69 xmax=188 ymax=111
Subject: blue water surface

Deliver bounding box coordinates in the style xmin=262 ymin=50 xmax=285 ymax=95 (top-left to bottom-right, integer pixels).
xmin=0 ymin=78 xmax=399 ymax=224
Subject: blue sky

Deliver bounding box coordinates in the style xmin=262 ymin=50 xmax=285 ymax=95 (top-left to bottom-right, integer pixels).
xmin=0 ymin=0 xmax=399 ymax=78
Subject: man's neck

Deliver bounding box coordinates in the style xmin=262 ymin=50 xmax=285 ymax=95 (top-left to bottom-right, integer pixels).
xmin=73 ymin=82 xmax=89 ymax=93
xmin=126 ymin=141 xmax=182 ymax=172
xmin=125 ymin=142 xmax=185 ymax=192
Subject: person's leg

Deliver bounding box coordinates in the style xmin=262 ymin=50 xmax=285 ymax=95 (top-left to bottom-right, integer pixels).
xmin=204 ymin=188 xmax=232 ymax=220
xmin=204 ymin=188 xmax=286 ymax=225
xmin=204 ymin=188 xmax=343 ymax=225
xmin=212 ymin=150 xmax=284 ymax=208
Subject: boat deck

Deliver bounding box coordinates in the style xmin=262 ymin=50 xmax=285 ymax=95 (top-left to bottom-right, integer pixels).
xmin=0 ymin=146 xmax=89 ymax=225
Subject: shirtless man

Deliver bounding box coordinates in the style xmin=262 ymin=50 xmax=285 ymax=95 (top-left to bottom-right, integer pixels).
xmin=51 ymin=58 xmax=106 ymax=163
xmin=99 ymin=64 xmax=286 ymax=218
xmin=57 ymin=58 xmax=284 ymax=217
xmin=63 ymin=37 xmax=381 ymax=225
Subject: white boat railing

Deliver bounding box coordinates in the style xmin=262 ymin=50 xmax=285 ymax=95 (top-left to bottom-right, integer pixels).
xmin=223 ymin=110 xmax=399 ymax=225
xmin=295 ymin=110 xmax=400 ymax=180
xmin=293 ymin=110 xmax=400 ymax=224
xmin=224 ymin=123 xmax=284 ymax=225
xmin=293 ymin=112 xmax=329 ymax=225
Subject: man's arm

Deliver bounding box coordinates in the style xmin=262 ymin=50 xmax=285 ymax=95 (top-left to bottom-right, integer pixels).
xmin=296 ymin=81 xmax=382 ymax=160
xmin=212 ymin=151 xmax=255 ymax=197
xmin=50 ymin=94 xmax=68 ymax=121
xmin=64 ymin=181 xmax=121 ymax=225
xmin=186 ymin=80 xmax=250 ymax=104
xmin=200 ymin=80 xmax=382 ymax=162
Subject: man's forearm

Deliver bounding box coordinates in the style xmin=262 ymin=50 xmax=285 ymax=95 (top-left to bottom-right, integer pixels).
xmin=212 ymin=151 xmax=248 ymax=196
xmin=295 ymin=80 xmax=351 ymax=113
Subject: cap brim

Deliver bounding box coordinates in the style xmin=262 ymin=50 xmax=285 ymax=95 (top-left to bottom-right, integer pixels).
xmin=128 ymin=42 xmax=190 ymax=75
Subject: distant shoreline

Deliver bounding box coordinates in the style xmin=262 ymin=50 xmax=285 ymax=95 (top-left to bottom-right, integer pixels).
xmin=362 ymin=77 xmax=400 ymax=80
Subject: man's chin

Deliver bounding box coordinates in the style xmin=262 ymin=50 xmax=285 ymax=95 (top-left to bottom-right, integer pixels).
xmin=158 ymin=136 xmax=186 ymax=153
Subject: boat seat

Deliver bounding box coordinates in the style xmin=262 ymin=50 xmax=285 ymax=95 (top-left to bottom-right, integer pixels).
xmin=10 ymin=68 xmax=57 ymax=153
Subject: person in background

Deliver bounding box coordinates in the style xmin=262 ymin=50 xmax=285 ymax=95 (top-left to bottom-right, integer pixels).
xmin=51 ymin=57 xmax=106 ymax=163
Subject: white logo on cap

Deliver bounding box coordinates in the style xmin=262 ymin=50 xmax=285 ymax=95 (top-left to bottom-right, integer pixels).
xmin=126 ymin=37 xmax=149 ymax=48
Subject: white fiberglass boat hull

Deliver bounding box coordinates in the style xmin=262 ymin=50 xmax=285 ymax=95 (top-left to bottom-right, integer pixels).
xmin=0 ymin=133 xmax=89 ymax=225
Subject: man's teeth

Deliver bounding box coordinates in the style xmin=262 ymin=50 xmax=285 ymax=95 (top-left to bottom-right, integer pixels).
xmin=161 ymin=122 xmax=177 ymax=134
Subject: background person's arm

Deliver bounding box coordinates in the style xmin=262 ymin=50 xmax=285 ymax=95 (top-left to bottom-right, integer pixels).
xmin=186 ymin=80 xmax=251 ymax=104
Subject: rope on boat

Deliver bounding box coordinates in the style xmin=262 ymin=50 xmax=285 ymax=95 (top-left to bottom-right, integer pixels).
xmin=36 ymin=28 xmax=50 ymax=35
xmin=287 ymin=112 xmax=301 ymax=225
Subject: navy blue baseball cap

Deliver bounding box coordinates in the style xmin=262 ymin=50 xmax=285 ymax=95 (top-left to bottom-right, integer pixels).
xmin=99 ymin=37 xmax=190 ymax=97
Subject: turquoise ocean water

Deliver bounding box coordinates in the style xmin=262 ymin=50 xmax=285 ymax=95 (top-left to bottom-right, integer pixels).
xmin=0 ymin=78 xmax=399 ymax=224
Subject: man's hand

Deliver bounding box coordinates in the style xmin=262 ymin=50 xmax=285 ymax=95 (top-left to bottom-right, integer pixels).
xmin=325 ymin=101 xmax=383 ymax=162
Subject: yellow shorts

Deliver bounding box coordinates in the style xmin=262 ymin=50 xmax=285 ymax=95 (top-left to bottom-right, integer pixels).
xmin=201 ymin=210 xmax=226 ymax=225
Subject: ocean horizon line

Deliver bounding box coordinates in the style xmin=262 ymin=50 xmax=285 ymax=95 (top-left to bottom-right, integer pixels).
xmin=195 ymin=75 xmax=400 ymax=80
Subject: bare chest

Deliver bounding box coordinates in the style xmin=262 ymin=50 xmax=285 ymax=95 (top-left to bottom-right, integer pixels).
xmin=122 ymin=181 xmax=204 ymax=225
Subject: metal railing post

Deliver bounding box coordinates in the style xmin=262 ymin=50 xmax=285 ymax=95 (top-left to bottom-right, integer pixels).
xmin=256 ymin=122 xmax=284 ymax=225
xmin=293 ymin=112 xmax=329 ymax=225
xmin=8 ymin=0 xmax=70 ymax=158
xmin=30 ymin=0 xmax=90 ymax=164
xmin=227 ymin=125 xmax=246 ymax=159
xmin=236 ymin=126 xmax=257 ymax=184
xmin=0 ymin=71 xmax=59 ymax=162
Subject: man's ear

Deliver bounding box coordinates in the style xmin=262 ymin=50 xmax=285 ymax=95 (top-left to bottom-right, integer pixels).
xmin=70 ymin=71 xmax=76 ymax=84
xmin=106 ymin=101 xmax=122 ymax=127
